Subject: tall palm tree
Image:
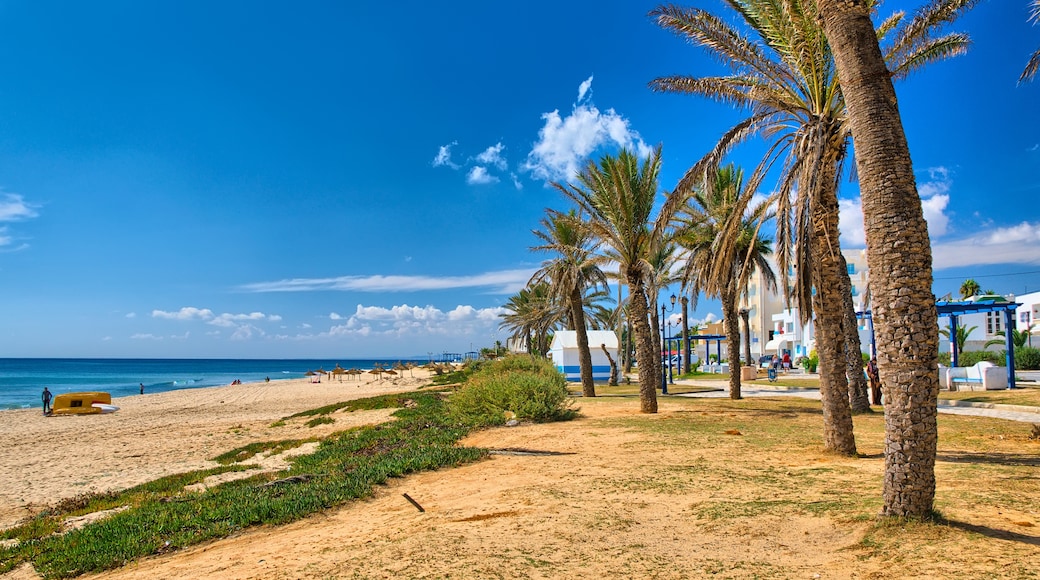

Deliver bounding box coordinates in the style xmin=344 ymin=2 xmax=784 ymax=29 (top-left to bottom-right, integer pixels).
xmin=651 ymin=0 xmax=974 ymax=455
xmin=676 ymin=164 xmax=776 ymax=400
xmin=555 ymin=147 xmax=677 ymax=413
xmin=531 ymin=209 xmax=610 ymax=397
xmin=738 ymin=308 xmax=752 ymax=366
xmin=959 ymin=278 xmax=981 ymax=300
xmin=818 ymin=0 xmax=947 ymax=518
xmin=1023 ymin=0 xmax=1040 ymax=82
xmin=499 ymin=283 xmax=559 ymax=357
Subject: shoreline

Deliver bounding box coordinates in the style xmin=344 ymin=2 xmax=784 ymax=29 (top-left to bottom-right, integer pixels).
xmin=0 ymin=370 xmax=433 ymax=531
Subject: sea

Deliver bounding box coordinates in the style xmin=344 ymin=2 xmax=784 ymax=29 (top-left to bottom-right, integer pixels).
xmin=0 ymin=358 xmax=428 ymax=411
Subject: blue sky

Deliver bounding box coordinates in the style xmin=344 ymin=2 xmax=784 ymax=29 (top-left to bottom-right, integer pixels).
xmin=0 ymin=0 xmax=1037 ymax=359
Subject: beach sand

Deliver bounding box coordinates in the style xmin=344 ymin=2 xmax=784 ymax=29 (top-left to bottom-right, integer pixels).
xmin=3 ymin=374 xmax=1036 ymax=579
xmin=0 ymin=371 xmax=430 ymax=531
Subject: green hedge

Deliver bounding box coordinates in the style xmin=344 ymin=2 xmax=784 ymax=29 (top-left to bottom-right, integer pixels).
xmin=447 ymin=355 xmax=577 ymax=427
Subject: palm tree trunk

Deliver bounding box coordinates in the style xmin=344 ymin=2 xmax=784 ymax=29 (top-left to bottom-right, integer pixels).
xmin=819 ymin=2 xmax=940 ymax=517
xmin=601 ymin=343 xmax=619 ymax=386
xmin=809 ymin=167 xmax=857 ymax=456
xmin=740 ymin=309 xmax=752 ymax=366
xmin=839 ymin=252 xmax=872 ymax=412
xmin=628 ymin=274 xmax=660 ymax=413
xmin=571 ymin=286 xmax=596 ymax=397
xmin=723 ymin=289 xmax=742 ymax=399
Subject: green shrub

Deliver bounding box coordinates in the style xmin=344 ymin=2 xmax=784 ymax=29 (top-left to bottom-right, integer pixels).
xmin=447 ymin=355 xmax=577 ymax=427
xmin=1014 ymin=346 xmax=1040 ymax=370
xmin=937 ymin=351 xmax=951 ymax=366
xmin=957 ymin=350 xmax=1003 ymax=367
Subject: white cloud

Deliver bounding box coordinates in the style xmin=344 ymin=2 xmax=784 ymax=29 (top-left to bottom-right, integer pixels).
xmin=475 ymin=142 xmax=507 ymax=170
xmin=932 ymin=222 xmax=1040 ymax=269
xmin=523 ymin=78 xmax=651 ymax=183
xmin=152 ymin=307 xmax=214 ymax=321
xmin=0 ymin=194 xmax=38 ymax=221
xmin=577 ymin=75 xmax=593 ymax=102
xmin=125 ymin=312 xmax=137 ymax=319
xmin=466 ymin=166 xmax=498 ymax=185
xmin=839 ymin=166 xmax=953 ymax=248
xmin=241 ymin=268 xmax=535 ymax=295
xmin=130 ymin=333 xmax=163 ymax=340
xmin=432 ymin=141 xmax=460 ymax=169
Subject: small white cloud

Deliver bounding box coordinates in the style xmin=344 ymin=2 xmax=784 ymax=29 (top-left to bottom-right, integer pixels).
xmin=432 ymin=141 xmax=460 ymax=169
xmin=125 ymin=312 xmax=137 ymax=319
xmin=466 ymin=166 xmax=498 ymax=185
xmin=839 ymin=197 xmax=866 ymax=248
xmin=242 ymin=268 xmax=535 ymax=295
xmin=523 ymin=78 xmax=650 ymax=184
xmin=130 ymin=333 xmax=163 ymax=341
xmin=510 ymin=173 xmax=523 ymax=190
xmin=152 ymin=307 xmax=214 ymax=321
xmin=330 ymin=312 xmax=346 ymax=320
xmin=577 ymin=75 xmax=593 ymax=102
xmin=0 ymin=194 xmax=38 ymax=222
xmin=475 ymin=142 xmax=507 ymax=170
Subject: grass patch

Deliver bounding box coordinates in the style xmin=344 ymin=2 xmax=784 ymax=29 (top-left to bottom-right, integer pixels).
xmin=0 ymin=392 xmax=493 ymax=579
xmin=211 ymin=440 xmax=317 ymax=465
xmin=305 ymin=416 xmax=335 ymax=428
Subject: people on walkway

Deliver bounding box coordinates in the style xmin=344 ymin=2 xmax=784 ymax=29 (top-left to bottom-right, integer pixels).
xmin=42 ymin=387 xmax=52 ymax=415
xmin=866 ymin=357 xmax=882 ymax=405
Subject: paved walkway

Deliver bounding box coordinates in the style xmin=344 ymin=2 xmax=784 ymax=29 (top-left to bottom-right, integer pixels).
xmin=672 ymin=380 xmax=1040 ymax=424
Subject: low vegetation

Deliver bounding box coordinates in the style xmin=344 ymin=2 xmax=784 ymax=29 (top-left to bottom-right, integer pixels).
xmin=0 ymin=356 xmax=579 ymax=579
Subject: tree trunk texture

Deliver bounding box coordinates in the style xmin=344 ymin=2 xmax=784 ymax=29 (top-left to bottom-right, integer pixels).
xmin=627 ymin=273 xmax=660 ymax=413
xmin=809 ymin=170 xmax=858 ymax=456
xmin=740 ymin=309 xmax=752 ymax=366
xmin=839 ymin=252 xmax=872 ymax=412
xmin=601 ymin=343 xmax=619 ymax=386
xmin=723 ymin=289 xmax=742 ymax=400
xmin=570 ymin=286 xmax=596 ymax=398
xmin=819 ymin=1 xmax=940 ymax=517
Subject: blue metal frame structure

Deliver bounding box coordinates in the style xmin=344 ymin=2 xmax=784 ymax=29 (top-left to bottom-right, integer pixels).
xmin=935 ymin=300 xmax=1021 ymax=390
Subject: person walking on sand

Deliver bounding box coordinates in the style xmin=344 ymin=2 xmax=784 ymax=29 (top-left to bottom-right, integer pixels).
xmin=140 ymin=383 xmax=145 ymax=395
xmin=42 ymin=387 xmax=52 ymax=415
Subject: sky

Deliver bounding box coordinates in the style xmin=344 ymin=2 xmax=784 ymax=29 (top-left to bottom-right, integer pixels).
xmin=0 ymin=0 xmax=1037 ymax=359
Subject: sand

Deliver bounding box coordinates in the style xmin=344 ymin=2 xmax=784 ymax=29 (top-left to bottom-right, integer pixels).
xmin=0 ymin=371 xmax=431 ymax=531
xmin=3 ymin=375 xmax=1038 ymax=579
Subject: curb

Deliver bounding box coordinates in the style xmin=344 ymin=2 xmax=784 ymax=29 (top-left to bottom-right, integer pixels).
xmin=938 ymin=399 xmax=1040 ymax=415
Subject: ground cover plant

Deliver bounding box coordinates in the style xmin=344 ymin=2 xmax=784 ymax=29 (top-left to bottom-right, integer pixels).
xmin=0 ymin=392 xmax=482 ymax=578
xmin=0 ymin=356 xmax=580 ymax=579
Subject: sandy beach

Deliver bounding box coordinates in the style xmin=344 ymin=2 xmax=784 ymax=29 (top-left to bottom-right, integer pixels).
xmin=0 ymin=370 xmax=430 ymax=531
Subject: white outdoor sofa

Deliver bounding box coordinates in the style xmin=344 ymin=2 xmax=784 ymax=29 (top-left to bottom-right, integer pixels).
xmin=943 ymin=361 xmax=1008 ymax=391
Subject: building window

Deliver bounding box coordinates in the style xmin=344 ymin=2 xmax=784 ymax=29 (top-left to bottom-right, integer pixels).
xmin=786 ymin=322 xmax=794 ymax=333
xmin=986 ymin=312 xmax=1005 ymax=335
xmin=850 ymin=284 xmax=857 ymax=296
xmin=1021 ymin=311 xmax=1031 ymax=325
xmin=847 ymin=263 xmax=856 ymax=275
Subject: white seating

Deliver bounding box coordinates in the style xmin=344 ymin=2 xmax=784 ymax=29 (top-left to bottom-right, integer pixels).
xmin=945 ymin=361 xmax=1008 ymax=391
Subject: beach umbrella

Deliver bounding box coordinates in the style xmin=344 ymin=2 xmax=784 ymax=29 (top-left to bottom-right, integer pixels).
xmin=332 ymin=365 xmax=346 ymax=381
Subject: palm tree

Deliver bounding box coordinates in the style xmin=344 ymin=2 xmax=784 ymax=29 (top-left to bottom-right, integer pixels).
xmin=676 ymin=164 xmax=776 ymax=400
xmin=499 ymin=283 xmax=560 ymax=357
xmin=984 ymin=325 xmax=1035 ymax=350
xmin=651 ymin=0 xmax=974 ymax=455
xmin=738 ymin=308 xmax=752 ymax=366
xmin=959 ymin=278 xmax=981 ymax=300
xmin=1023 ymin=0 xmax=1040 ymax=82
xmin=531 ymin=209 xmax=610 ymax=397
xmin=939 ymin=324 xmax=978 ymax=357
xmin=555 ymin=147 xmax=677 ymax=413
xmin=818 ymin=0 xmax=948 ymax=518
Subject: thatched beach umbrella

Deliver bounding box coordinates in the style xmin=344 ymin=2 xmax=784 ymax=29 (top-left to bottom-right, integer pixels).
xmin=368 ymin=368 xmax=383 ymax=381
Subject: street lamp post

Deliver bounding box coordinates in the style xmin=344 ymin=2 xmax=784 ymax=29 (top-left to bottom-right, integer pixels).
xmin=661 ymin=294 xmax=677 ymax=394
xmin=667 ymin=318 xmax=674 ymax=384
xmin=680 ymin=295 xmax=690 ymax=375
xmin=660 ymin=303 xmax=667 ymax=394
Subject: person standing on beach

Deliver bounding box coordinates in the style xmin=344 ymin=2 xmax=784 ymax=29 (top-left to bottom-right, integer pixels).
xmin=866 ymin=358 xmax=882 ymax=405
xmin=140 ymin=383 xmax=145 ymax=395
xmin=42 ymin=387 xmax=52 ymax=415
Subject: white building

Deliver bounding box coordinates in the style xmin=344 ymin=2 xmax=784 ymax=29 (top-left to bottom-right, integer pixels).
xmin=741 ymin=249 xmax=872 ymax=359
xmin=548 ymin=330 xmax=619 ymax=382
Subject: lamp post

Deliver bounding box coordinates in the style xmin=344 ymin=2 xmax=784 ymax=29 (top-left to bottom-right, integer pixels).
xmin=667 ymin=318 xmax=674 ymax=384
xmin=661 ymin=294 xmax=677 ymax=394
xmin=680 ymin=295 xmax=690 ymax=375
